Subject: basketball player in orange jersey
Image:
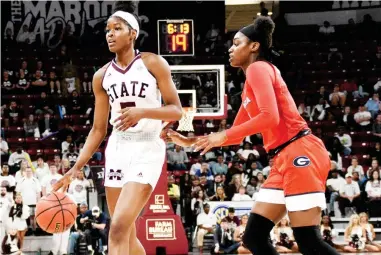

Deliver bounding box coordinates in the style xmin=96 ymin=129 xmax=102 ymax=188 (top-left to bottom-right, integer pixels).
xmin=52 ymin=2 xmax=182 ymax=255
xmin=166 ymin=17 xmax=340 ymax=255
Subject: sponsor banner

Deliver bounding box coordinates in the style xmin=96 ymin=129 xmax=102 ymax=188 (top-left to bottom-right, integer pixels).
xmin=146 ymin=219 xmax=176 ymax=240
xmin=209 ymin=201 xmax=254 ymax=223
xmin=148 ymin=194 xmax=171 ymax=214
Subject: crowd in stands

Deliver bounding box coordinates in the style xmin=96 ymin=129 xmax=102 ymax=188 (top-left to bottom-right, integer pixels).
xmin=1 ymin=4 xmax=381 ymax=254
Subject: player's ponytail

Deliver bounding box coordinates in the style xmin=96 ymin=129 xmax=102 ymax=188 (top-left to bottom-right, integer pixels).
xmin=113 ymin=1 xmax=139 ymax=14
xmin=240 ymin=16 xmax=275 ymax=61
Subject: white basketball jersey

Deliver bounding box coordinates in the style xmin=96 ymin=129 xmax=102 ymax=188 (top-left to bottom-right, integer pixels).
xmin=102 ymin=51 xmax=162 ymax=134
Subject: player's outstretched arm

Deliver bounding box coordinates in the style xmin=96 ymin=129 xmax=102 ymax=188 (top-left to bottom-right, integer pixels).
xmin=160 ymin=128 xmax=198 ymax=148
xmin=53 ymin=66 xmax=110 ymax=192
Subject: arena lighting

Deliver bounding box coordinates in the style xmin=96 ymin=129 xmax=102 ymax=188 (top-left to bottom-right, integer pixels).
xmin=225 ymin=0 xmax=262 ymax=5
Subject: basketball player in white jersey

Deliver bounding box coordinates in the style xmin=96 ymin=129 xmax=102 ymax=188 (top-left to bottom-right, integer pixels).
xmin=53 ymin=2 xmax=182 ymax=255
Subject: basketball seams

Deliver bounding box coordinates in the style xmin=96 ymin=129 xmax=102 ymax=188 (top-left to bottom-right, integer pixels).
xmin=35 ymin=202 xmax=77 ymax=219
xmin=52 ymin=192 xmax=66 ymax=232
xmin=40 ymin=195 xmax=67 ymax=202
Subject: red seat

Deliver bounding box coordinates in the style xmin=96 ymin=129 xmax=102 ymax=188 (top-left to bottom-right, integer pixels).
xmin=6 ymin=137 xmax=25 ymax=144
xmin=25 ymin=137 xmax=40 ymax=144
xmin=44 ymin=148 xmax=61 ymax=156
xmin=27 ymin=149 xmax=43 ymax=157
xmin=7 ymin=127 xmax=24 ymax=137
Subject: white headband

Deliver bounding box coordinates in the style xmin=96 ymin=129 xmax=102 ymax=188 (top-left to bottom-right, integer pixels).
xmin=111 ymin=11 xmax=139 ymax=39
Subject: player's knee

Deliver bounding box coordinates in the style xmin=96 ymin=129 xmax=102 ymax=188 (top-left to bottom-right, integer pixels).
xmin=242 ymin=213 xmax=273 ymax=250
xmin=109 ymin=216 xmax=133 ymax=243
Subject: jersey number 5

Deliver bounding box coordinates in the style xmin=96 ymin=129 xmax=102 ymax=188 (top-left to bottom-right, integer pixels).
xmin=120 ymin=102 xmax=137 ymax=127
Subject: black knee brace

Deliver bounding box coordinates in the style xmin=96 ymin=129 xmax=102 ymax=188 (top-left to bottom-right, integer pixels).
xmin=292 ymin=226 xmax=340 ymax=255
xmin=242 ymin=213 xmax=278 ymax=255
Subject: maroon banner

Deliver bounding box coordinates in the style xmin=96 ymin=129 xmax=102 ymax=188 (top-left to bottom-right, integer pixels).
xmin=137 ymin=163 xmax=188 ymax=255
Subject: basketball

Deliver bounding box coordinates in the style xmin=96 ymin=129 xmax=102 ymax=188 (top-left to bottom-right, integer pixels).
xmin=35 ymin=192 xmax=77 ymax=234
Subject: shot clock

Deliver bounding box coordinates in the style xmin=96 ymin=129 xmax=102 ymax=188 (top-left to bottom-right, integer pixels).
xmin=157 ymin=19 xmax=194 ymax=56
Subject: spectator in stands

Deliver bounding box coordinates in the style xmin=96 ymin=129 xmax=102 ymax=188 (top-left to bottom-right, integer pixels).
xmin=63 ymin=144 xmax=79 ymax=167
xmin=365 ymin=93 xmax=381 ymax=119
xmin=373 ymin=115 xmax=381 ymax=142
xmin=354 ymin=106 xmax=372 ymax=130
xmin=374 ymin=78 xmax=381 ymax=93
xmin=0 ymin=186 xmax=13 ymax=250
xmin=213 ymin=218 xmax=239 ymax=254
xmin=68 ymin=169 xmax=91 ymax=204
xmin=343 ymin=214 xmax=367 ymax=252
xmin=14 ymin=161 xmax=28 ymax=183
xmin=319 ymin=21 xmax=335 ymax=41
xmin=23 ymin=114 xmax=38 ymax=137
xmin=1 ymin=71 xmax=14 ymax=94
xmin=34 ymin=155 xmax=49 ymax=181
xmin=15 ymin=70 xmax=30 ymax=94
xmin=326 ymin=169 xmax=345 ymax=217
xmin=232 ymin=186 xmax=252 ymax=201
xmin=339 ymin=106 xmax=356 ymax=130
xmin=310 ymin=98 xmax=329 ymax=121
xmin=61 ymin=135 xmax=73 ymax=154
xmin=8 ymin=149 xmax=29 ymax=176
xmin=167 ymin=175 xmax=180 ymax=213
xmin=34 ymin=61 xmax=45 ymax=78
xmin=81 ymin=72 xmax=92 ymax=94
xmin=315 ymin=86 xmax=330 ymax=104
xmin=0 ymin=137 xmax=9 ymax=159
xmin=168 ymin=145 xmax=189 ymax=170
xmin=69 ymin=90 xmax=82 ymax=114
xmin=80 ymin=206 xmax=108 ymax=254
xmin=212 ymin=155 xmax=228 ymax=175
xmin=328 ymin=48 xmax=343 ymax=68
xmin=62 ymin=70 xmax=80 ymax=97
xmin=359 ymin=212 xmax=381 ymax=250
xmin=256 ymin=172 xmax=265 ymax=187
xmin=335 ymin=127 xmax=352 ymax=156
xmin=274 ymin=217 xmax=299 ymax=253
xmin=320 ymin=215 xmax=341 ymax=251
xmin=338 ymin=173 xmax=361 ymax=217
xmin=38 ymin=112 xmax=58 ymax=138
xmin=237 ymin=142 xmax=260 ymax=162
xmin=218 ymin=119 xmax=228 ymax=132
xmin=196 ymin=203 xmax=217 ymax=254
xmin=329 ymin=84 xmax=346 ymax=107
xmin=347 ymin=157 xmax=365 ymax=179
xmin=262 ymin=158 xmax=273 ymax=177
xmin=298 ymin=103 xmax=311 ymax=121
xmin=67 ymin=202 xmax=89 ymax=254
xmin=195 ymin=163 xmax=214 ymax=182
xmin=246 ymin=176 xmax=260 ymax=198
xmin=233 ymin=214 xmax=250 ymax=254
xmin=15 ymin=167 xmax=41 ymax=206
xmin=47 ymin=71 xmax=61 ymax=95
xmin=1 ymin=227 xmax=22 ymax=255
xmin=365 ymin=170 xmax=381 ymax=218
xmin=4 ymin=101 xmax=23 ymax=128
xmin=191 ymin=189 xmax=207 ymax=219
xmin=30 ymin=70 xmax=47 ymax=94
xmin=35 ymin=92 xmax=54 ymax=115
xmin=41 ymin=164 xmax=62 ymax=196
xmin=0 ymin=165 xmax=16 ymax=198
xmin=7 ymin=193 xmax=30 ymax=250
xmin=3 ymin=27 xmax=14 ymax=48
xmin=369 ymin=142 xmax=381 ymax=164
xmin=198 ymin=96 xmax=213 ymax=113
xmin=210 ymin=186 xmax=227 ymax=201
xmin=225 ymin=174 xmax=242 ymax=200
xmin=365 ymin=159 xmax=380 ymax=181
xmin=340 ymin=78 xmax=359 ymax=99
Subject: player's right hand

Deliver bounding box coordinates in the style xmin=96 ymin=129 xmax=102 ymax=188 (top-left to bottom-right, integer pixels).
xmin=166 ymin=129 xmax=193 ymax=147
xmin=52 ymin=168 xmax=77 ymax=193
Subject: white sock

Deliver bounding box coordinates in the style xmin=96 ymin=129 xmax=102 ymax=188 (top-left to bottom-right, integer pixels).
xmin=88 ymin=245 xmax=93 ymax=251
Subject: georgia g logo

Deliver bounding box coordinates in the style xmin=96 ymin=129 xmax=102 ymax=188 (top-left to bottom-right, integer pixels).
xmin=293 ymin=156 xmax=311 ymax=167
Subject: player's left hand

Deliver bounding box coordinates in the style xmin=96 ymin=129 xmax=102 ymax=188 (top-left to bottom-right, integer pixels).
xmin=114 ymin=107 xmax=145 ymax=131
xmin=193 ymin=131 xmax=227 ymax=155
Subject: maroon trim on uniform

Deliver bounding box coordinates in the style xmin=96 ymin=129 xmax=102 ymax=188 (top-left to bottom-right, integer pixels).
xmin=111 ymin=50 xmax=141 ymax=74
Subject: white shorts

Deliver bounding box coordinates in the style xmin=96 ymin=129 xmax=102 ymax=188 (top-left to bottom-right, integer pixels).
xmin=104 ymin=132 xmax=166 ymax=190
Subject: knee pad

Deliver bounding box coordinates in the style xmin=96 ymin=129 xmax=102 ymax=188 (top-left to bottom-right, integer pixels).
xmin=242 ymin=213 xmax=278 ymax=255
xmin=292 ymin=226 xmax=340 ymax=255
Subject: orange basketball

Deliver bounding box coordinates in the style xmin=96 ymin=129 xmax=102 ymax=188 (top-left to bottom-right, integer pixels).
xmin=35 ymin=192 xmax=77 ymax=234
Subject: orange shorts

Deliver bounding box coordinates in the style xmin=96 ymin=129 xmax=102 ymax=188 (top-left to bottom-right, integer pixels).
xmin=256 ymin=134 xmax=330 ymax=212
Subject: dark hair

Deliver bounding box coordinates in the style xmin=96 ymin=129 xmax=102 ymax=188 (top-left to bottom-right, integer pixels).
xmin=220 ymin=218 xmax=228 ymax=223
xmin=321 ymin=215 xmax=334 ymax=229
xmin=369 ymin=169 xmax=380 ymax=182
xmin=112 ymin=1 xmax=141 ymax=27
xmin=228 ymin=207 xmax=235 ymax=213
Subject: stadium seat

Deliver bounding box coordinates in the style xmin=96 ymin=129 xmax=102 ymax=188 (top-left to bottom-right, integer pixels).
xmin=7 ymin=127 xmax=24 ymax=137
xmin=44 ymin=149 xmax=61 ymax=156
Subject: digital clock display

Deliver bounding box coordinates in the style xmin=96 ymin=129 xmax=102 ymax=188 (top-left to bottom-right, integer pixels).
xmin=157 ymin=19 xmax=194 ymax=56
